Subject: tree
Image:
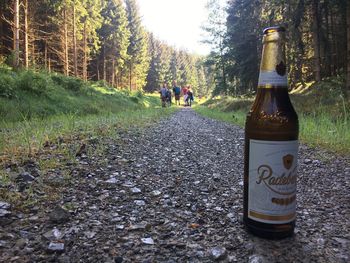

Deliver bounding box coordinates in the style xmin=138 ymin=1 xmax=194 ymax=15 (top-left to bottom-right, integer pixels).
xmin=312 ymin=0 xmax=321 ymax=82
xmin=346 ymin=0 xmax=350 ymax=98
xmin=96 ymin=0 xmax=129 ymax=86
xmin=202 ymin=0 xmax=228 ymax=94
xmin=125 ymin=0 xmax=149 ymax=90
xmin=13 ymin=0 xmax=20 ymax=69
xmin=226 ymin=0 xmax=261 ymax=95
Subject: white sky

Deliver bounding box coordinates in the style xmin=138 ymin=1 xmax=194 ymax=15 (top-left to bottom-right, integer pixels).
xmin=138 ymin=0 xmax=211 ymax=55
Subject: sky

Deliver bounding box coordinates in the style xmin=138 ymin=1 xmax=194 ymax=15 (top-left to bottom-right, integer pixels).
xmin=138 ymin=0 xmax=211 ymax=55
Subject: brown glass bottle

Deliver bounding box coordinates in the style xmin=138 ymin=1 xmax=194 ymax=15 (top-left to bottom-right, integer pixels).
xmin=243 ymin=27 xmax=299 ymax=239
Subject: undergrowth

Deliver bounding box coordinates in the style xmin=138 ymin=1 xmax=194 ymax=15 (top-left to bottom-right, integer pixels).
xmin=196 ymin=77 xmax=350 ymax=155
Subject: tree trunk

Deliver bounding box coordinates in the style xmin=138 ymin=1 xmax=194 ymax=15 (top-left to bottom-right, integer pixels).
xmin=346 ymin=1 xmax=350 ymax=98
xmin=312 ymin=0 xmax=321 ymax=82
xmin=111 ymin=58 xmax=115 ymax=87
xmin=24 ymin=0 xmax=29 ymax=69
xmin=13 ymin=0 xmax=20 ymax=69
xmin=129 ymin=63 xmax=132 ymax=91
xmin=44 ymin=41 xmax=47 ymax=69
xmin=330 ymin=10 xmax=338 ymax=75
xmin=0 ymin=2 xmax=3 ymax=54
xmin=103 ymin=45 xmax=106 ymax=81
xmin=96 ymin=57 xmax=100 ymax=80
xmin=64 ymin=7 xmax=69 ymax=76
xmin=219 ymin=38 xmax=227 ymax=94
xmin=73 ymin=1 xmax=78 ymax=77
xmin=83 ymin=20 xmax=87 ymax=81
xmin=324 ymin=0 xmax=332 ymax=77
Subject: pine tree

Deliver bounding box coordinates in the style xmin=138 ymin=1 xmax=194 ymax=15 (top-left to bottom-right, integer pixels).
xmin=97 ymin=0 xmax=130 ymax=86
xmin=125 ymin=0 xmax=149 ymax=90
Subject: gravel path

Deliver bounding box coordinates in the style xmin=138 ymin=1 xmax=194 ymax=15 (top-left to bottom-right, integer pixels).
xmin=1 ymin=108 xmax=349 ymax=262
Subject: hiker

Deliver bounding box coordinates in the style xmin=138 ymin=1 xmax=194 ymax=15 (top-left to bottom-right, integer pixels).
xmin=160 ymin=83 xmax=168 ymax=107
xmin=186 ymin=88 xmax=194 ymax=107
xmin=182 ymin=85 xmax=188 ymax=106
xmin=166 ymin=87 xmax=172 ymax=106
xmin=172 ymin=81 xmax=181 ymax=106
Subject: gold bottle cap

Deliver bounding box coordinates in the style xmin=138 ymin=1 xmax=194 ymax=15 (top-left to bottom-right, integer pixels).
xmin=263 ymin=26 xmax=286 ymax=35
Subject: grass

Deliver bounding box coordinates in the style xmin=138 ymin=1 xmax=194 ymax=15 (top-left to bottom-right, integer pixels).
xmin=0 ymin=107 xmax=175 ymax=163
xmin=0 ymin=66 xmax=177 ymax=163
xmin=0 ymin=67 xmax=158 ymax=122
xmin=195 ymin=77 xmax=350 ymax=155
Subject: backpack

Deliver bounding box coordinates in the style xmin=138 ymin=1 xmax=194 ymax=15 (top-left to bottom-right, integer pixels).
xmin=187 ymin=91 xmax=193 ymax=100
xmin=174 ymin=86 xmax=181 ymax=95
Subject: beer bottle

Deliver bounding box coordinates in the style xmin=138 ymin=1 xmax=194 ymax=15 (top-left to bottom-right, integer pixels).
xmin=243 ymin=26 xmax=299 ymax=239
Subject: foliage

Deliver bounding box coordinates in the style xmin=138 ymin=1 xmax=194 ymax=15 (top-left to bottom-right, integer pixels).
xmin=204 ymin=0 xmax=349 ymax=97
xmin=197 ymin=77 xmax=350 ymax=154
xmin=0 ymin=69 xmax=159 ymax=123
xmin=125 ymin=0 xmax=150 ymax=90
xmin=0 ymin=0 xmax=212 ymax=97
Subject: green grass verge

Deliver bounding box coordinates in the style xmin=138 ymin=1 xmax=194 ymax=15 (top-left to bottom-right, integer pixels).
xmin=195 ymin=77 xmax=350 ymax=155
xmin=1 ymin=107 xmax=176 ymax=163
xmin=0 ymin=67 xmax=162 ymax=122
xmin=0 ymin=67 xmax=177 ymax=163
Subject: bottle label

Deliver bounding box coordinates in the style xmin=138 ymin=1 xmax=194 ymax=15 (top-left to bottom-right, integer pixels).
xmin=248 ymin=140 xmax=298 ymax=224
xmin=258 ymin=70 xmax=287 ymax=87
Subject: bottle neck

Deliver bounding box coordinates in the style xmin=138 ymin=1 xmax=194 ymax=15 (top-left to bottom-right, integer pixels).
xmin=258 ymin=31 xmax=288 ymax=89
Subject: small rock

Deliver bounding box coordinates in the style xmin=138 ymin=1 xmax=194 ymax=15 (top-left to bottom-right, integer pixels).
xmin=17 ymin=172 xmax=35 ymax=182
xmin=131 ymin=187 xmax=141 ymax=194
xmin=43 ymin=228 xmax=63 ymax=241
xmin=48 ymin=241 xmax=65 ymax=252
xmin=115 ymin=225 xmax=125 ymax=230
xmin=210 ymin=247 xmax=227 ymax=260
xmin=105 ymin=178 xmax=118 ymax=184
xmin=84 ymin=231 xmax=96 ymax=239
xmin=49 ymin=206 xmax=70 ymax=224
xmin=0 ymin=202 xmax=10 ymax=210
xmin=19 ymin=230 xmax=34 ymax=239
xmin=141 ymin=237 xmax=154 ymax=245
xmin=134 ymin=200 xmax=145 ymax=206
xmin=249 ymin=255 xmax=266 ymax=263
xmin=114 ymin=256 xmax=123 ymax=263
xmin=152 ymin=190 xmax=161 ymax=196
xmin=0 ymin=209 xmax=11 ymax=217
xmin=15 ymin=238 xmax=27 ymax=249
xmin=304 ymin=159 xmax=312 ymax=164
xmin=129 ymin=222 xmax=150 ymax=231
xmin=213 ymin=173 xmax=220 ymax=181
xmin=0 ymin=240 xmax=8 ymax=248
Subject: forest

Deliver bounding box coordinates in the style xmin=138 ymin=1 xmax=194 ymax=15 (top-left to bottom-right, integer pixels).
xmin=204 ymin=0 xmax=350 ymax=97
xmin=0 ymin=0 xmax=210 ymax=96
xmin=1 ymin=1 xmax=349 ymax=98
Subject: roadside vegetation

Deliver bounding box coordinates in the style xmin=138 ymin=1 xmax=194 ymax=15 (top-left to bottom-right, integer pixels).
xmin=195 ymin=77 xmax=350 ymax=155
xmin=0 ymin=66 xmax=175 ymax=165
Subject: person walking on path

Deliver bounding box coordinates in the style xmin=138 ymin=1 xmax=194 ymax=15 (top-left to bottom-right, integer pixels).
xmin=160 ymin=83 xmax=168 ymax=108
xmin=186 ymin=88 xmax=194 ymax=107
xmin=172 ymin=81 xmax=181 ymax=106
xmin=182 ymin=85 xmax=188 ymax=106
xmin=166 ymin=87 xmax=172 ymax=107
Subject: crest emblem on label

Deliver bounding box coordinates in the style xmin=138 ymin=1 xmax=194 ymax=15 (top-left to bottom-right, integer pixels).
xmin=283 ymin=154 xmax=294 ymax=170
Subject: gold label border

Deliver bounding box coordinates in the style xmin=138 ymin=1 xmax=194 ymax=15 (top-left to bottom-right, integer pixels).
xmin=249 ymin=210 xmax=295 ymax=222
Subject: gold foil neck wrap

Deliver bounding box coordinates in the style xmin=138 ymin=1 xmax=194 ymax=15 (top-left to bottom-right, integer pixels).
xmin=260 ymin=31 xmax=286 ymax=72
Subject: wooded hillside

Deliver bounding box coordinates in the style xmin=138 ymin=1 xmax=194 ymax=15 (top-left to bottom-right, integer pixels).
xmin=204 ymin=0 xmax=350 ymax=97
xmin=0 ymin=0 xmax=211 ymax=95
